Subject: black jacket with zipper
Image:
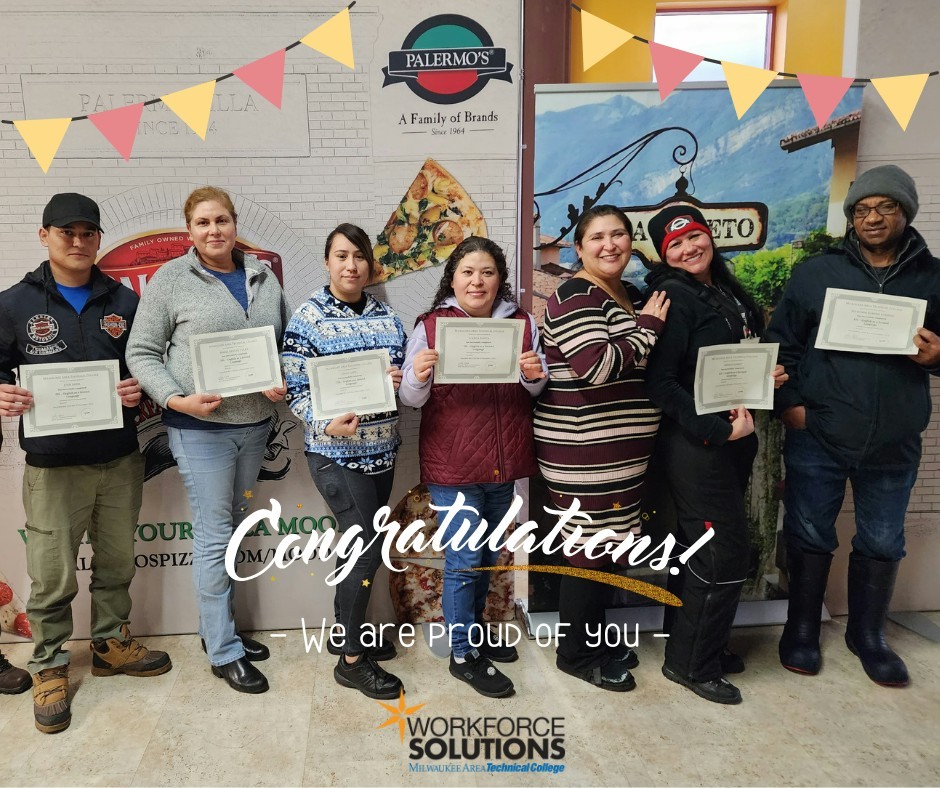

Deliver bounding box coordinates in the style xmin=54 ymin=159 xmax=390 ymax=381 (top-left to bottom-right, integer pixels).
xmin=0 ymin=262 xmax=140 ymax=467
xmin=764 ymin=227 xmax=940 ymax=465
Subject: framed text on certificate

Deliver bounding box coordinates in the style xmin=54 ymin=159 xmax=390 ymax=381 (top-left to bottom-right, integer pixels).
xmin=434 ymin=317 xmax=524 ymax=384
xmin=20 ymin=359 xmax=123 ymax=438
xmin=189 ymin=326 xmax=282 ymax=397
xmin=306 ymin=348 xmax=396 ymax=420
xmin=815 ymin=289 xmax=926 ymax=355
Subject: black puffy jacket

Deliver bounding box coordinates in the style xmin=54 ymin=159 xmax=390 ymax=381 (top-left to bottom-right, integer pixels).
xmin=764 ymin=228 xmax=940 ymax=464
xmin=0 ymin=262 xmax=140 ymax=467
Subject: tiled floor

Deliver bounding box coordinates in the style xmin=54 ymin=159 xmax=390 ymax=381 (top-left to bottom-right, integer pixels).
xmin=0 ymin=613 xmax=938 ymax=787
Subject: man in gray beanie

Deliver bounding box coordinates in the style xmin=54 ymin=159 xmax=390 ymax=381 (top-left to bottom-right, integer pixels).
xmin=764 ymin=164 xmax=940 ymax=688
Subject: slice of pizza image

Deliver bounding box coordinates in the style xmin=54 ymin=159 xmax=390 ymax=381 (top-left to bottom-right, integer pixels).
xmin=0 ymin=569 xmax=31 ymax=639
xmin=373 ymin=158 xmax=487 ymax=283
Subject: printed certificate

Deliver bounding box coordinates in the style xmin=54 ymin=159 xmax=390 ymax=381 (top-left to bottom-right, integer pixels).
xmin=190 ymin=326 xmax=282 ymax=397
xmin=694 ymin=343 xmax=779 ymax=415
xmin=434 ymin=318 xmax=524 ymax=384
xmin=20 ymin=359 xmax=122 ymax=438
xmin=306 ymin=349 xmax=397 ymax=420
xmin=815 ymin=289 xmax=926 ymax=355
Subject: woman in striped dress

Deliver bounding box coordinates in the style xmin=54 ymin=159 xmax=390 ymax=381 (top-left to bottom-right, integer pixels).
xmin=534 ymin=204 xmax=669 ymax=691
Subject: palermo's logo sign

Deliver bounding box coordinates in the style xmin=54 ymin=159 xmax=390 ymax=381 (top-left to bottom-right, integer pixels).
xmin=382 ymin=14 xmax=513 ymax=104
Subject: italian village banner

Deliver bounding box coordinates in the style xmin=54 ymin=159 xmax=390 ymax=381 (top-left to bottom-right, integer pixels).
xmin=0 ymin=0 xmax=523 ymax=641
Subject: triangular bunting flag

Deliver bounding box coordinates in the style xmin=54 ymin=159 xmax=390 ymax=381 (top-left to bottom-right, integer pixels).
xmin=870 ymin=73 xmax=930 ymax=131
xmin=722 ymin=61 xmax=778 ymax=119
xmin=89 ymin=103 xmax=144 ymax=161
xmin=161 ymin=81 xmax=217 ymax=140
xmin=13 ymin=118 xmax=71 ymax=173
xmin=797 ymin=73 xmax=855 ymax=128
xmin=649 ymin=42 xmax=704 ymax=101
xmin=580 ymin=9 xmax=634 ymax=72
xmin=300 ymin=7 xmax=355 ymax=69
xmin=234 ymin=49 xmax=287 ymax=109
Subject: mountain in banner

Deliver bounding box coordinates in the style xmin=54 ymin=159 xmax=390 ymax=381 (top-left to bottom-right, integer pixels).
xmin=534 ymin=86 xmax=863 ymax=250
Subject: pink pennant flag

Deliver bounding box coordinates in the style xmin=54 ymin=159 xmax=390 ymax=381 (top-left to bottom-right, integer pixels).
xmin=649 ymin=42 xmax=704 ymax=101
xmin=797 ymin=73 xmax=855 ymax=128
xmin=89 ymin=103 xmax=144 ymax=162
xmin=233 ymin=49 xmax=287 ymax=109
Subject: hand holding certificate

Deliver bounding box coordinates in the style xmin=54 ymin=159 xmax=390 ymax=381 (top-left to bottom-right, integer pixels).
xmin=19 ymin=360 xmax=123 ymax=438
xmin=815 ymin=289 xmax=927 ymax=355
xmin=306 ymin=349 xmax=397 ymax=420
xmin=190 ymin=326 xmax=282 ymax=397
xmin=694 ymin=343 xmax=779 ymax=415
xmin=434 ymin=318 xmax=524 ymax=384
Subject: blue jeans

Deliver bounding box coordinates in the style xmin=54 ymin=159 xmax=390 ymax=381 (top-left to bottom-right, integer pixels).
xmin=783 ymin=428 xmax=918 ymax=562
xmin=168 ymin=423 xmax=270 ymax=666
xmin=428 ymin=482 xmax=514 ymax=658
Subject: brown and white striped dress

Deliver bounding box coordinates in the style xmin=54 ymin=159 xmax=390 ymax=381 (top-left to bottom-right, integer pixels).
xmin=533 ymin=277 xmax=663 ymax=562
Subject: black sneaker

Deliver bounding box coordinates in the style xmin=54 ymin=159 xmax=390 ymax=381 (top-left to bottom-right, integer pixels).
xmin=609 ymin=643 xmax=639 ymax=670
xmin=556 ymin=655 xmax=636 ymax=692
xmin=449 ymin=650 xmax=514 ymax=698
xmin=474 ymin=623 xmax=518 ymax=662
xmin=327 ymin=626 xmax=397 ymax=661
xmin=662 ymin=663 xmax=742 ymax=705
xmin=334 ymin=655 xmax=403 ymax=700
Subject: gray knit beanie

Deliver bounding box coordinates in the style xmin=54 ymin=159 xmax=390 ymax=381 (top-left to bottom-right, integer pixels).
xmin=844 ymin=165 xmax=918 ymax=221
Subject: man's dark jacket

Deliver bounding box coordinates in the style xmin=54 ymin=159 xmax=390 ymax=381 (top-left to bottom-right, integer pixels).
xmin=0 ymin=262 xmax=139 ymax=467
xmin=764 ymin=227 xmax=940 ymax=465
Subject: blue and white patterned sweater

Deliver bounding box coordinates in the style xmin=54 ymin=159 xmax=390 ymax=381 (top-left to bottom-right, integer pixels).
xmin=281 ymin=286 xmax=405 ymax=474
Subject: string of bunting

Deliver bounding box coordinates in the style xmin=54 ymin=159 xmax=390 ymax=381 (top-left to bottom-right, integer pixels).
xmin=1 ymin=3 xmax=357 ymax=173
xmin=576 ymin=4 xmax=938 ymax=131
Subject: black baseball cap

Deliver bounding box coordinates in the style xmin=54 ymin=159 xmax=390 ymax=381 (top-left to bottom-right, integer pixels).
xmin=42 ymin=193 xmax=103 ymax=232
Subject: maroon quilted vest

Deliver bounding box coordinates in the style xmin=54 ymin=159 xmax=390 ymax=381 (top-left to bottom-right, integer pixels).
xmin=418 ymin=306 xmax=538 ymax=486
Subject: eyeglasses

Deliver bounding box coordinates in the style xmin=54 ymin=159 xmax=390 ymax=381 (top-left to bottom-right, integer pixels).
xmin=852 ymin=201 xmax=900 ymax=220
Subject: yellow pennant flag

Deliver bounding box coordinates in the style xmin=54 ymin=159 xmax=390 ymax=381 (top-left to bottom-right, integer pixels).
xmin=301 ymin=7 xmax=355 ymax=69
xmin=870 ymin=73 xmax=930 ymax=131
xmin=13 ymin=118 xmax=71 ymax=173
xmin=580 ymin=9 xmax=633 ymax=72
xmin=722 ymin=61 xmax=778 ymax=119
xmin=161 ymin=80 xmax=216 ymax=140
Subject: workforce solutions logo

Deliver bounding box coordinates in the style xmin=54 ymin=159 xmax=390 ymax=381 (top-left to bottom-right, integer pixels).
xmin=382 ymin=14 xmax=513 ymax=104
xmin=377 ymin=692 xmax=566 ymax=775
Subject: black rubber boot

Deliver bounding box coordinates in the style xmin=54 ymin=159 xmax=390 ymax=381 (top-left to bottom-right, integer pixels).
xmin=844 ymin=552 xmax=909 ymax=687
xmin=778 ymin=545 xmax=833 ymax=675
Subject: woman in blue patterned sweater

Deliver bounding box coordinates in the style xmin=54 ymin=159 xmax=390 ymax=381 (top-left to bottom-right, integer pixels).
xmin=281 ymin=223 xmax=406 ymax=701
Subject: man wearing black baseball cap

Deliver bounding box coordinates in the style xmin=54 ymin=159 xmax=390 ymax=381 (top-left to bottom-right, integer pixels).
xmin=766 ymin=165 xmax=940 ymax=688
xmin=0 ymin=193 xmax=171 ymax=733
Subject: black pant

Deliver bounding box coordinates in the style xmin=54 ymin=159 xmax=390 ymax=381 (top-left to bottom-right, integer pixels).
xmin=307 ymin=453 xmax=395 ymax=656
xmin=556 ymin=563 xmax=618 ymax=671
xmin=658 ymin=425 xmax=757 ymax=681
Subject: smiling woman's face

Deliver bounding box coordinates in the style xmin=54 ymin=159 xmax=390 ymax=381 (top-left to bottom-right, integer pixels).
xmin=450 ymin=251 xmax=500 ymax=317
xmin=575 ymin=214 xmax=632 ymax=282
xmin=663 ymin=229 xmax=714 ymax=284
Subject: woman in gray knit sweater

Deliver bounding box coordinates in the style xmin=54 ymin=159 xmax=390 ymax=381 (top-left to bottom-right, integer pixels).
xmin=126 ymin=186 xmax=289 ymax=695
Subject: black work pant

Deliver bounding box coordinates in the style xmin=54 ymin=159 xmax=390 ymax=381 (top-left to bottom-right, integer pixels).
xmin=658 ymin=424 xmax=757 ymax=681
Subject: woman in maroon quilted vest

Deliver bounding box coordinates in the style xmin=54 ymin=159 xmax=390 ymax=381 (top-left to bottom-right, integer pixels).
xmin=400 ymin=236 xmax=547 ymax=699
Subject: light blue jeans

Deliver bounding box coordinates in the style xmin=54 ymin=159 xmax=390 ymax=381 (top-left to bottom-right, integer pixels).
xmin=427 ymin=482 xmax=514 ymax=658
xmin=168 ymin=423 xmax=269 ymax=666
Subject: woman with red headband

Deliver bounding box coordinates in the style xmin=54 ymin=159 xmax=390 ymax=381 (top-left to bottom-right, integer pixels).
xmin=644 ymin=204 xmax=786 ymax=705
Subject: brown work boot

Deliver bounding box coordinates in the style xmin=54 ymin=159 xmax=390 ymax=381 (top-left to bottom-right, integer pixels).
xmin=0 ymin=651 xmax=30 ymax=695
xmin=90 ymin=624 xmax=172 ymax=677
xmin=32 ymin=666 xmax=71 ymax=734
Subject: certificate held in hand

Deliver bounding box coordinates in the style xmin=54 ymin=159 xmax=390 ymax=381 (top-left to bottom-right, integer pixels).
xmin=189 ymin=326 xmax=282 ymax=397
xmin=815 ymin=288 xmax=927 ymax=355
xmin=434 ymin=317 xmax=524 ymax=385
xmin=20 ymin=359 xmax=123 ymax=438
xmin=306 ymin=348 xmax=397 ymax=420
xmin=694 ymin=343 xmax=779 ymax=415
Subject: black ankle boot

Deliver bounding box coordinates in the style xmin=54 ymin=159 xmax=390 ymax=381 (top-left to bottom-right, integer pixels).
xmin=778 ymin=546 xmax=833 ymax=675
xmin=844 ymin=552 xmax=909 ymax=687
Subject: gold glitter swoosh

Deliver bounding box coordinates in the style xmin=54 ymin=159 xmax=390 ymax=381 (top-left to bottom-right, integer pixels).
xmin=460 ymin=564 xmax=681 ymax=606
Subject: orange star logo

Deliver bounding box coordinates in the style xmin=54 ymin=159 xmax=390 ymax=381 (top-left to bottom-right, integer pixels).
xmin=612 ymin=502 xmax=622 ymax=509
xmin=376 ymin=690 xmax=425 ymax=743
xmin=362 ymin=578 xmax=371 ymax=588
xmin=244 ymin=489 xmax=254 ymax=500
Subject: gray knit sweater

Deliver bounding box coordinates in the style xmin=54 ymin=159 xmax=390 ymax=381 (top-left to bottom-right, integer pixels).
xmin=126 ymin=247 xmax=290 ymax=426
